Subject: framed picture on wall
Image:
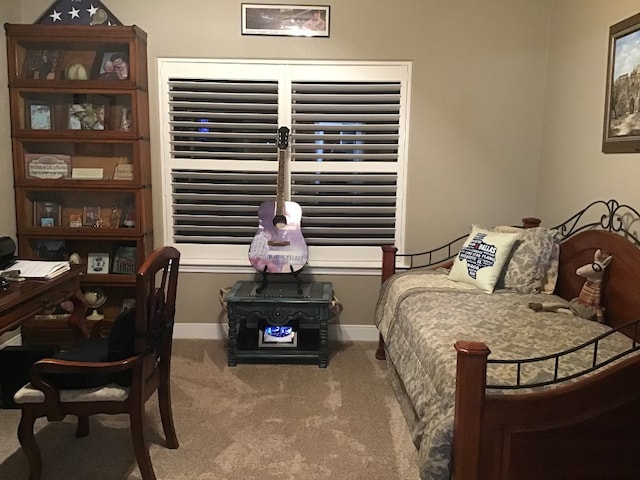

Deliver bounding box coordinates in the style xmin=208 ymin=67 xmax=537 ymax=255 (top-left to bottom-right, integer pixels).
xmin=603 ymin=12 xmax=640 ymax=153
xmin=241 ymin=4 xmax=330 ymax=37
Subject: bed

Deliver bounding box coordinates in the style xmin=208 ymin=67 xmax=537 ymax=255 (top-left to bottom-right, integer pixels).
xmin=374 ymin=199 xmax=640 ymax=480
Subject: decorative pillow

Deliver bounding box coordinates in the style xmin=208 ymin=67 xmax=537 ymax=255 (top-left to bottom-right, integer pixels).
xmin=540 ymin=240 xmax=560 ymax=294
xmin=493 ymin=226 xmax=561 ymax=294
xmin=448 ymin=225 xmax=519 ymax=293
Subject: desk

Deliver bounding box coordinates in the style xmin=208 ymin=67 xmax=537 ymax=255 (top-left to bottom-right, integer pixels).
xmin=0 ymin=266 xmax=88 ymax=340
xmin=226 ymin=281 xmax=332 ymax=368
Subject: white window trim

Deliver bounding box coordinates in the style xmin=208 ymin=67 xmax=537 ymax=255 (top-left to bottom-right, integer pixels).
xmin=157 ymin=58 xmax=412 ymax=274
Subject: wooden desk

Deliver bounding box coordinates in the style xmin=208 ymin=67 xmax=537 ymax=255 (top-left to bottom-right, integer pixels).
xmin=0 ymin=266 xmax=88 ymax=340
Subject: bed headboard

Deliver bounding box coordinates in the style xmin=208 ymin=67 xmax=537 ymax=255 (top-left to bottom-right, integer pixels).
xmin=553 ymin=200 xmax=640 ymax=333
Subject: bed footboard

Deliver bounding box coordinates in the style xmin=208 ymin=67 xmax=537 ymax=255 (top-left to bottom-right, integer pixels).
xmin=452 ymin=339 xmax=640 ymax=480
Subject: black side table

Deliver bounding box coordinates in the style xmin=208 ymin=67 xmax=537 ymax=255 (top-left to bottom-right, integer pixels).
xmin=226 ymin=281 xmax=333 ymax=368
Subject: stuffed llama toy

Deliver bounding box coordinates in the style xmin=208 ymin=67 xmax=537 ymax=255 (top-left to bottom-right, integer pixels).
xmin=528 ymin=249 xmax=612 ymax=323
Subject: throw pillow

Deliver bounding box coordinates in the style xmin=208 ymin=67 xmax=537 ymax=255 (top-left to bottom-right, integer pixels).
xmin=493 ymin=226 xmax=561 ymax=293
xmin=448 ymin=225 xmax=519 ymax=293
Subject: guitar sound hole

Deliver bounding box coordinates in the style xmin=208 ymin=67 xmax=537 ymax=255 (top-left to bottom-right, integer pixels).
xmin=273 ymin=215 xmax=287 ymax=229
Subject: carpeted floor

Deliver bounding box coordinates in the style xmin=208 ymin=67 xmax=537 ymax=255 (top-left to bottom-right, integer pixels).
xmin=0 ymin=339 xmax=418 ymax=479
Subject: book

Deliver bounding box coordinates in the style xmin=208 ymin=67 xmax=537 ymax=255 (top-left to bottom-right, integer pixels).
xmin=4 ymin=260 xmax=70 ymax=280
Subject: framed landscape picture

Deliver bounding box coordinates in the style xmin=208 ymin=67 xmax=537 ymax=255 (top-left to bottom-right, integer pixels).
xmin=603 ymin=12 xmax=640 ymax=153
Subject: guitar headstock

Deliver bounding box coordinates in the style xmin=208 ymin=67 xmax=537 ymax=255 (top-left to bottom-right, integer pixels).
xmin=277 ymin=126 xmax=290 ymax=150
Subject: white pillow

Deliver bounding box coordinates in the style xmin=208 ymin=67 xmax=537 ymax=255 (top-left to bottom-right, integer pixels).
xmin=448 ymin=225 xmax=519 ymax=293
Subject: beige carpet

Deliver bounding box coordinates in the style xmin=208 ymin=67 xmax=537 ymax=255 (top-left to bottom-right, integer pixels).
xmin=0 ymin=340 xmax=418 ymax=479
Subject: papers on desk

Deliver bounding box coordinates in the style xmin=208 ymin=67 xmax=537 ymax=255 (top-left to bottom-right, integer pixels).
xmin=2 ymin=260 xmax=70 ymax=280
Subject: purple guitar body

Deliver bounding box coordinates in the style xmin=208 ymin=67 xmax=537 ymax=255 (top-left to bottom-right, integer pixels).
xmin=249 ymin=127 xmax=308 ymax=273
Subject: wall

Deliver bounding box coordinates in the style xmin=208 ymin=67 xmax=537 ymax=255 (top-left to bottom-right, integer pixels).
xmin=1 ymin=0 xmax=551 ymax=335
xmin=537 ymin=0 xmax=640 ymax=223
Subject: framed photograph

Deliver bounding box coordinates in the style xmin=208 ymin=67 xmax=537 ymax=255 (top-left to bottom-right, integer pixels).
xmin=26 ymin=100 xmax=53 ymax=130
xmin=87 ymin=252 xmax=109 ymax=274
xmin=33 ymin=201 xmax=61 ymax=227
xmin=93 ymin=50 xmax=129 ymax=80
xmin=68 ymin=103 xmax=106 ymax=130
xmin=112 ymin=246 xmax=137 ymax=274
xmin=241 ymin=4 xmax=330 ymax=37
xmin=22 ymin=49 xmax=62 ymax=80
xmin=35 ymin=240 xmax=67 ymax=260
xmin=24 ymin=153 xmax=71 ymax=179
xmin=83 ymin=206 xmax=101 ymax=226
xmin=603 ymin=12 xmax=640 ymax=153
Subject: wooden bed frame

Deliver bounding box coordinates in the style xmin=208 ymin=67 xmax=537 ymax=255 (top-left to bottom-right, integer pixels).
xmin=375 ymin=200 xmax=640 ymax=479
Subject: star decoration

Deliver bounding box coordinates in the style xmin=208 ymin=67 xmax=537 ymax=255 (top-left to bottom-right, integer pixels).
xmin=49 ymin=10 xmax=62 ymax=22
xmin=36 ymin=1 xmax=122 ymax=25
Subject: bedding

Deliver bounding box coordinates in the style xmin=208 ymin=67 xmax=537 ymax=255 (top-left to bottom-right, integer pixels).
xmin=375 ymin=267 xmax=635 ymax=480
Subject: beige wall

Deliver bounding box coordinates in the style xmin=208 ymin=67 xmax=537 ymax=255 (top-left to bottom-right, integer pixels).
xmin=536 ymin=0 xmax=640 ymax=224
xmin=7 ymin=1 xmax=631 ymax=332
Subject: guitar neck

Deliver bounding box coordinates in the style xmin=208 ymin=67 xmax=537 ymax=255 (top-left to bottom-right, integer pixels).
xmin=275 ymin=126 xmax=290 ymax=217
xmin=275 ymin=148 xmax=286 ymax=216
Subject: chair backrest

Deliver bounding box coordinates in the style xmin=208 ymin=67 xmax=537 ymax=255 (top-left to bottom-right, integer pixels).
xmin=133 ymin=246 xmax=180 ymax=383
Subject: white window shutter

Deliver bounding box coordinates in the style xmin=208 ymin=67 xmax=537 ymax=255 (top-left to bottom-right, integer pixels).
xmin=158 ymin=59 xmax=410 ymax=270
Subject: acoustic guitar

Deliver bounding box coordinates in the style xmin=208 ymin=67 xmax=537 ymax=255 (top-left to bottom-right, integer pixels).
xmin=248 ymin=126 xmax=308 ymax=273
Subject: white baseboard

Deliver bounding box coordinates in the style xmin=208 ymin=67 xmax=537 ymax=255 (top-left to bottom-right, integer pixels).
xmin=1 ymin=324 xmax=380 ymax=349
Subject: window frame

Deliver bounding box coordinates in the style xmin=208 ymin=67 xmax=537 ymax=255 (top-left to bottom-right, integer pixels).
xmin=157 ymin=58 xmax=412 ymax=274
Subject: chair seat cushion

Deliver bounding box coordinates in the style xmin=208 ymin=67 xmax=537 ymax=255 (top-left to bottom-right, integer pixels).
xmin=14 ymin=382 xmax=130 ymax=404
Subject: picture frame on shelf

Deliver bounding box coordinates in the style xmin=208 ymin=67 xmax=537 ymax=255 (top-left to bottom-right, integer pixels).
xmin=26 ymin=100 xmax=53 ymax=130
xmin=603 ymin=12 xmax=640 ymax=153
xmin=22 ymin=49 xmax=63 ymax=80
xmin=33 ymin=201 xmax=61 ymax=227
xmin=24 ymin=153 xmax=71 ymax=180
xmin=112 ymin=246 xmax=137 ymax=274
xmin=82 ymin=206 xmax=101 ymax=226
xmin=241 ymin=4 xmax=330 ymax=37
xmin=68 ymin=103 xmax=106 ymax=130
xmin=87 ymin=252 xmax=109 ymax=274
xmin=93 ymin=50 xmax=129 ymax=80
xmin=35 ymin=240 xmax=67 ymax=260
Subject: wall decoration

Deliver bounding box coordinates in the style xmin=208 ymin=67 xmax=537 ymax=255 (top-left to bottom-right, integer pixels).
xmin=603 ymin=12 xmax=640 ymax=153
xmin=241 ymin=4 xmax=330 ymax=37
xmin=35 ymin=0 xmax=122 ymax=25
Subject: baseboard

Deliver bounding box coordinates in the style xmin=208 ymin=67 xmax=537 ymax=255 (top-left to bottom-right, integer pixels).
xmin=1 ymin=324 xmax=379 ymax=348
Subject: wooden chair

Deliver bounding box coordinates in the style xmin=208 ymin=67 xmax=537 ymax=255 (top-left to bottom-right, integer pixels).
xmin=13 ymin=246 xmax=181 ymax=480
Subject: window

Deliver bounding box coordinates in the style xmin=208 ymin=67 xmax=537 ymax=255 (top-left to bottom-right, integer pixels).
xmin=158 ymin=59 xmax=411 ymax=271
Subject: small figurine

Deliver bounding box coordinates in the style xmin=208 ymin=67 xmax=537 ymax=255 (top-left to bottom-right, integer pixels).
xmin=110 ymin=205 xmax=120 ymax=228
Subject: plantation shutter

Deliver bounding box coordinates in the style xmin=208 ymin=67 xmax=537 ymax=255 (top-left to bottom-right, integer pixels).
xmin=159 ymin=60 xmax=410 ymax=270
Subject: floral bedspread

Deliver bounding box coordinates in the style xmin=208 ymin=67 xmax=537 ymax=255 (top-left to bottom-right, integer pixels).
xmin=374 ymin=268 xmax=635 ymax=480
